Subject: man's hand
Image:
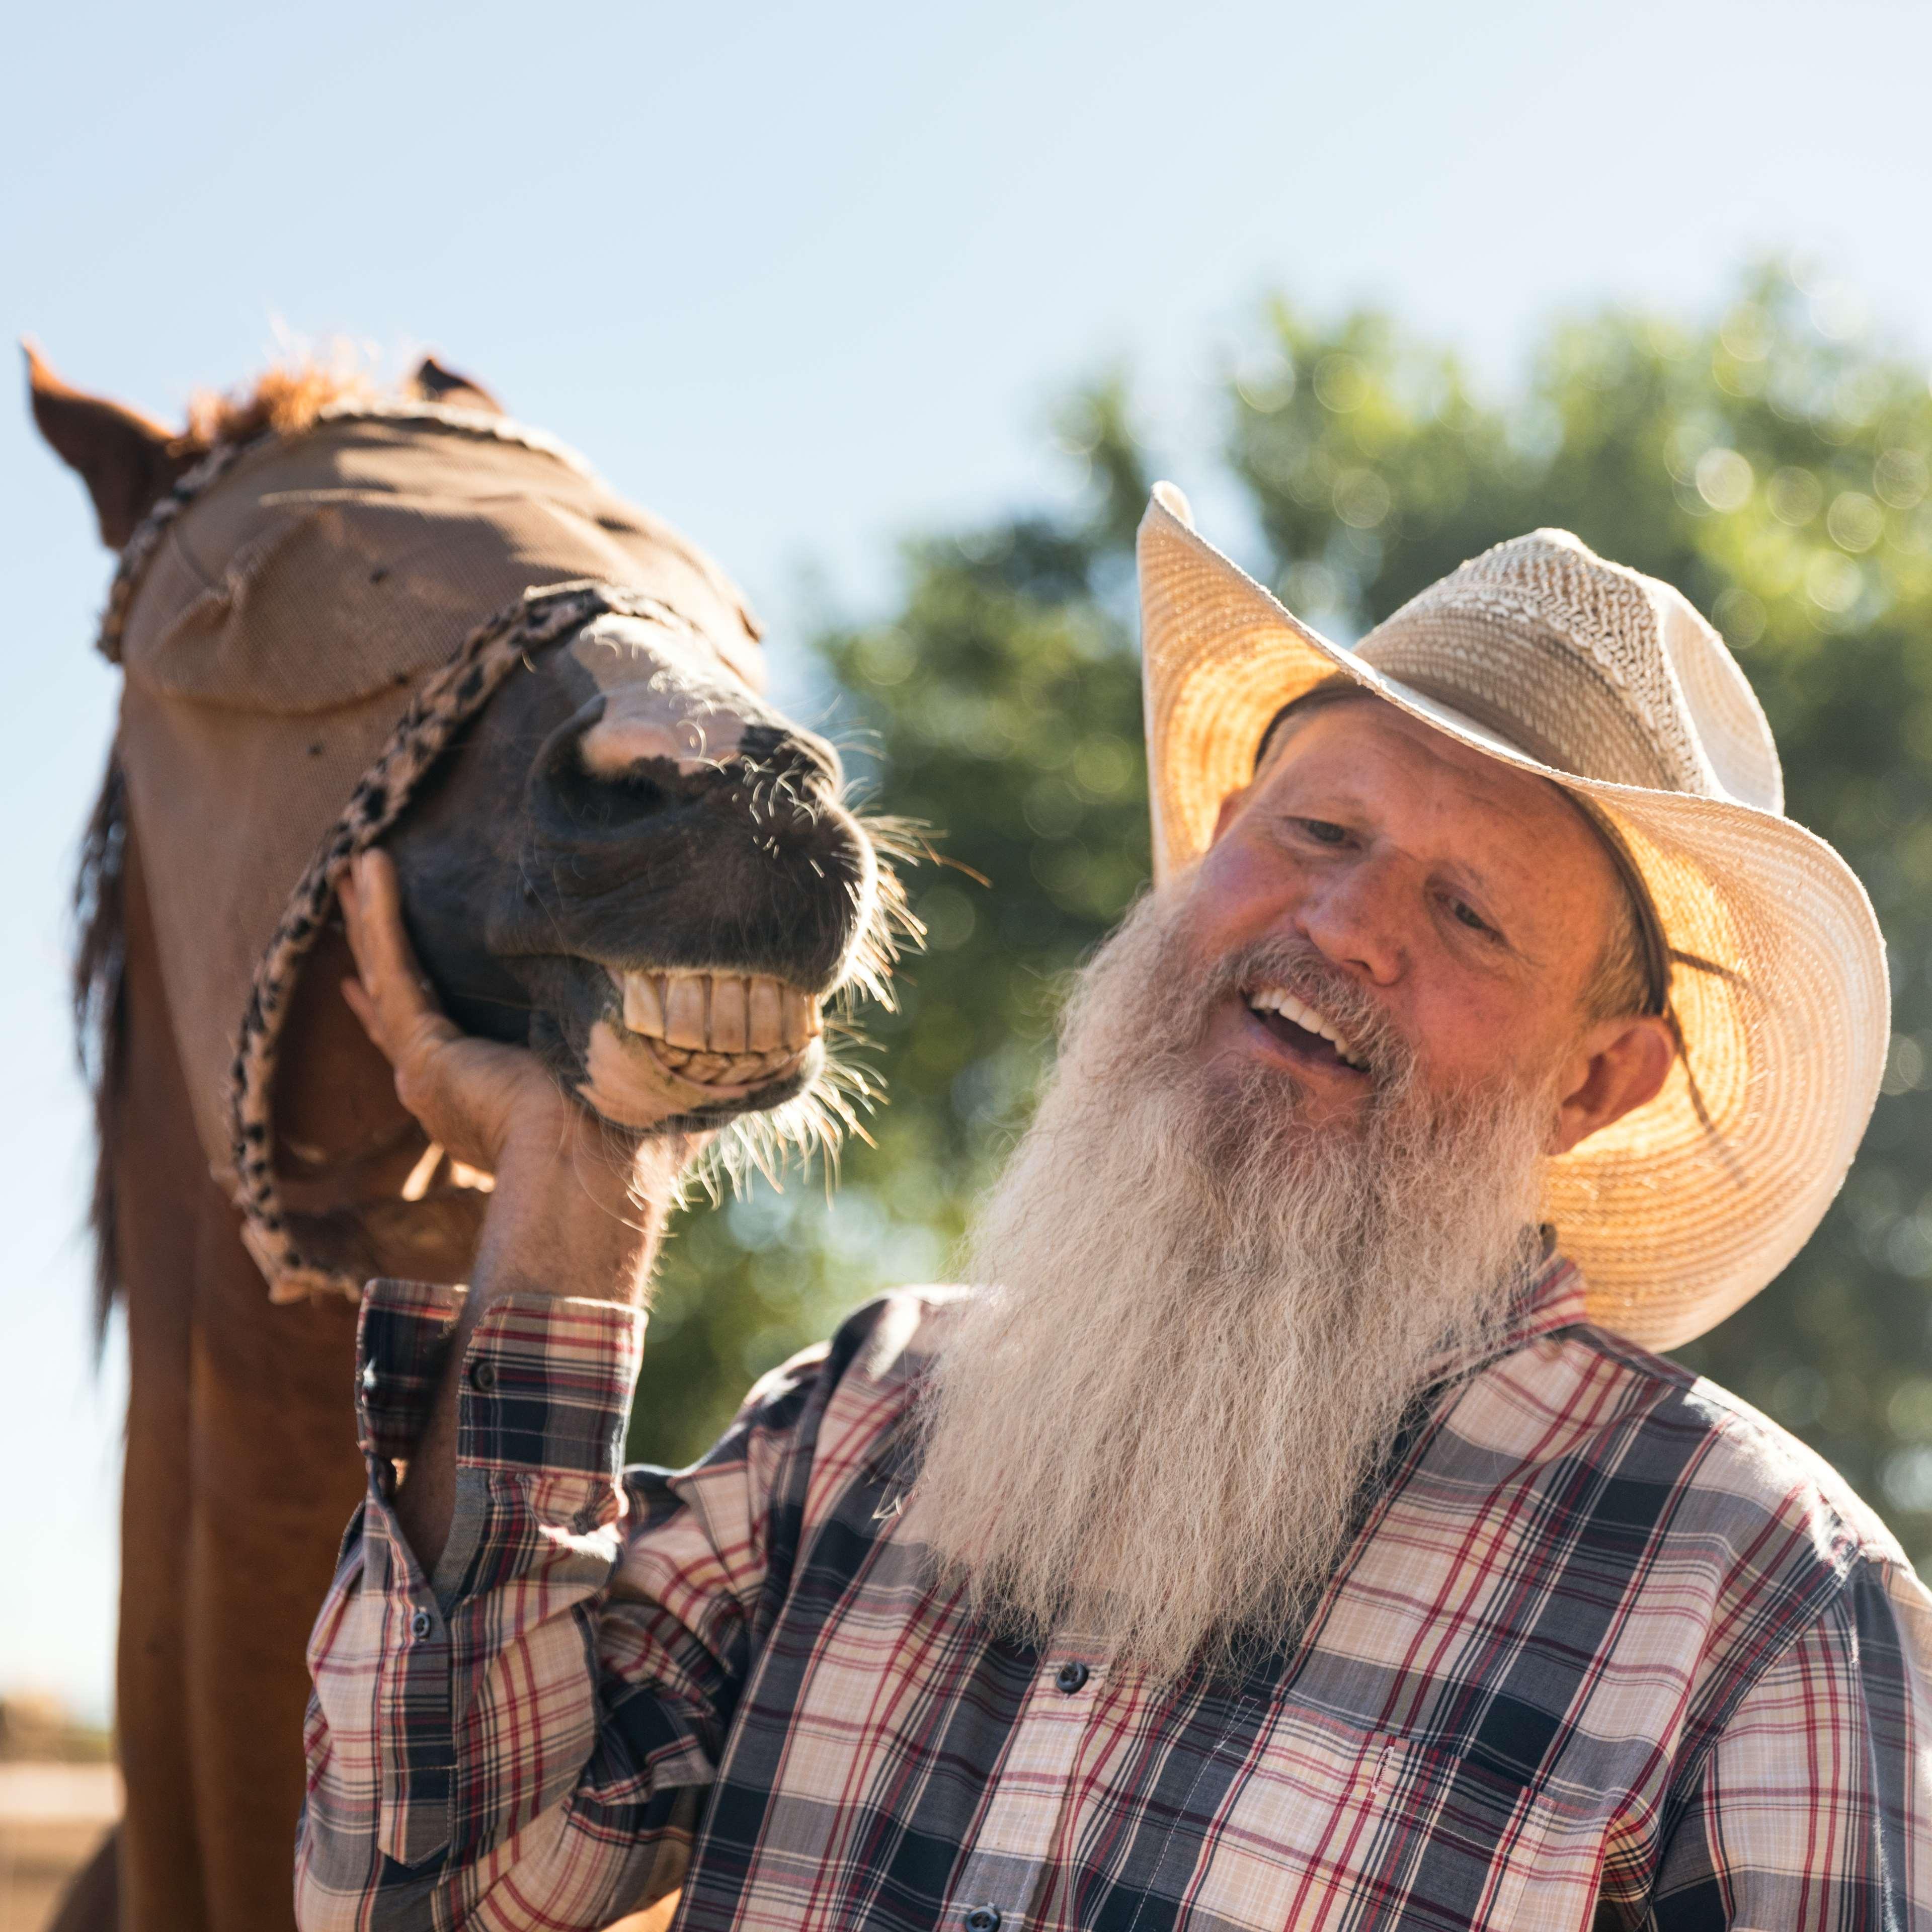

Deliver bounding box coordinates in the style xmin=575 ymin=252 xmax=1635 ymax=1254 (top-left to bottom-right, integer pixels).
xmin=338 ymin=847 xmax=696 ymax=1565
xmin=339 ymin=849 xmax=574 ymax=1174
xmin=338 ymin=847 xmax=698 ymax=1305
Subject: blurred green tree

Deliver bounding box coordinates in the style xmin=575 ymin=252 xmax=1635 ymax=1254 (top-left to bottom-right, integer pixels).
xmin=631 ymin=265 xmax=1932 ymax=1569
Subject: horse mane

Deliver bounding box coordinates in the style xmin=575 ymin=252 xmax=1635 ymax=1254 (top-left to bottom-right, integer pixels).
xmin=74 ymin=756 xmax=127 ymax=1342
xmin=185 ymin=359 xmax=379 ymax=450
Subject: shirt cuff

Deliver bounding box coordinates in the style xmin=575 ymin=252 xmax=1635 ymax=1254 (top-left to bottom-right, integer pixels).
xmin=455 ymin=1293 xmax=646 ymax=1484
xmin=356 ymin=1278 xmax=465 ymax=1470
xmin=354 ymin=1280 xmax=646 ymax=1489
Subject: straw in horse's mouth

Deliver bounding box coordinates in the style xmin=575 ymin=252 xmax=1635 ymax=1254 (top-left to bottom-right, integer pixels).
xmin=610 ymin=967 xmax=823 ymax=1089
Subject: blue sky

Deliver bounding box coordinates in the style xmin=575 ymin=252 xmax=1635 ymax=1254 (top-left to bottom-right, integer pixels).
xmin=5 ymin=0 xmax=1930 ymax=1720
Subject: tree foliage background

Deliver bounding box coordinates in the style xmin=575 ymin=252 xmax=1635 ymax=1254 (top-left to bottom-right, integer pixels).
xmin=630 ymin=263 xmax=1932 ymax=1566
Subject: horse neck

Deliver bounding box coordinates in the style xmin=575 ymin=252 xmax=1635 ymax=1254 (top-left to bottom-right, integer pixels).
xmin=99 ymin=796 xmax=371 ymax=1932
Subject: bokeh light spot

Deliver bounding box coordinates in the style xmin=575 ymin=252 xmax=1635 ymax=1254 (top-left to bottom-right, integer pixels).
xmin=1885 ymin=1031 xmax=1928 ymax=1095
xmin=1712 ymin=586 xmax=1766 ymax=648
xmin=1280 ymin=559 xmax=1342 ymax=617
xmin=1333 ymin=469 xmax=1392 ymax=529
xmin=1827 ymin=491 xmax=1885 ymax=553
xmin=1806 ymin=550 xmax=1864 ymax=612
xmin=1767 ymin=466 xmax=1824 ymax=526
xmin=1811 ymin=280 xmax=1872 ymax=343
xmin=1313 ymin=354 xmax=1368 ymax=413
xmin=1695 ymin=447 xmax=1753 ymax=512
xmin=855 ymin=628 xmax=916 ymax=685
xmin=1718 ymin=304 xmax=1773 ymax=362
xmin=1235 ymin=350 xmax=1295 ymax=414
xmin=1071 ymin=735 xmax=1134 ymax=798
xmin=1876 ymin=448 xmax=1929 ymax=510
xmin=916 ymin=884 xmax=978 ymax=953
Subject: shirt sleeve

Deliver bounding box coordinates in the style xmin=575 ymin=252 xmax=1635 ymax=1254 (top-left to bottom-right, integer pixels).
xmin=1643 ymin=1552 xmax=1932 ymax=1928
xmin=293 ymin=1279 xmax=800 ymax=1931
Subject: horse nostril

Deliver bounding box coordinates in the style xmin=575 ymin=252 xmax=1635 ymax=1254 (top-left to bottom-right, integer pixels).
xmin=539 ymin=754 xmax=672 ymax=836
xmin=530 ymin=702 xmax=683 ymax=834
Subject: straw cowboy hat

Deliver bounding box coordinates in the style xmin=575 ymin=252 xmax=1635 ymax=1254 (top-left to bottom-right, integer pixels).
xmin=1137 ymin=481 xmax=1888 ymax=1350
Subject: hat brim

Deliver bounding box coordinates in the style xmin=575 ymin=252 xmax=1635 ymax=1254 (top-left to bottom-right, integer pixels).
xmin=1138 ymin=487 xmax=1888 ymax=1350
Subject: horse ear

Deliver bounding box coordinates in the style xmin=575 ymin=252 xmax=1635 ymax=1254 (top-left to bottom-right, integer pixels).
xmin=411 ymin=355 xmax=503 ymax=414
xmin=24 ymin=342 xmax=204 ymax=549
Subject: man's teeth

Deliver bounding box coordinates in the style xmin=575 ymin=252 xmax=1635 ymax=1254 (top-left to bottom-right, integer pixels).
xmin=618 ymin=969 xmax=822 ymax=1081
xmin=1247 ymin=987 xmax=1367 ymax=1070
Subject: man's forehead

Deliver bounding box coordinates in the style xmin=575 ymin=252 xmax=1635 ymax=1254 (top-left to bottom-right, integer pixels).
xmin=1247 ymin=688 xmax=1642 ymax=965
xmin=1255 ymin=689 xmax=1572 ymax=832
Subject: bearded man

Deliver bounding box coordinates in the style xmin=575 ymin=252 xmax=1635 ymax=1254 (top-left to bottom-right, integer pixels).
xmin=296 ymin=494 xmax=1931 ymax=1932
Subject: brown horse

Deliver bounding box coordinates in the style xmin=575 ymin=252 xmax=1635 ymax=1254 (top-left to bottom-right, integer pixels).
xmin=29 ymin=350 xmax=901 ymax=1932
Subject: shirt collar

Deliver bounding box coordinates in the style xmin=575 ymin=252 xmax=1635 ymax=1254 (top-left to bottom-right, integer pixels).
xmin=1496 ymin=1233 xmax=1586 ymax=1352
xmin=1413 ymin=1233 xmax=1584 ymax=1389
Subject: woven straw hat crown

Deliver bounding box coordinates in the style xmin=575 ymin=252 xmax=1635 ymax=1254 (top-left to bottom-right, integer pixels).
xmin=1358 ymin=528 xmax=1783 ymax=813
xmin=1139 ymin=485 xmax=1887 ymax=1349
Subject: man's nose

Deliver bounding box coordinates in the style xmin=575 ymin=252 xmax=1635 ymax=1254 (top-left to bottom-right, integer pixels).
xmin=1294 ymin=856 xmax=1407 ymax=986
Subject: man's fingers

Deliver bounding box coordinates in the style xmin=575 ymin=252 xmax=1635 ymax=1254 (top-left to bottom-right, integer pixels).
xmin=340 ymin=975 xmax=379 ymax=1042
xmin=338 ymin=850 xmax=442 ymax=1061
xmin=336 ymin=848 xmax=545 ymax=1167
xmin=345 ymin=850 xmax=424 ymax=993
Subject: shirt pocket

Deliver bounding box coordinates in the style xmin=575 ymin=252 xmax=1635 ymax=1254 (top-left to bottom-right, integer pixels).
xmin=1180 ymin=1717 xmax=1432 ymax=1929
xmin=1185 ymin=1718 xmax=1609 ymax=1931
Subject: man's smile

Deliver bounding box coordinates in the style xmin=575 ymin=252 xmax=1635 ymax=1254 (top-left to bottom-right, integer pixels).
xmin=1238 ymin=983 xmax=1372 ymax=1077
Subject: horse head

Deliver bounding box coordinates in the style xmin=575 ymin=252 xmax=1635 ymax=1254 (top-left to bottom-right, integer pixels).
xmin=33 ymin=347 xmax=905 ymax=1301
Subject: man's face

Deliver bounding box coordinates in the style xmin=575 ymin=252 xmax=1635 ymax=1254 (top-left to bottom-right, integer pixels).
xmin=1187 ymin=696 xmax=1641 ymax=1149
xmin=912 ymin=691 xmax=1677 ymax=1682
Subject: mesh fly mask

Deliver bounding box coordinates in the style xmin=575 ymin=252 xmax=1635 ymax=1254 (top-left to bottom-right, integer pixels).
xmin=100 ymin=402 xmax=769 ymax=1302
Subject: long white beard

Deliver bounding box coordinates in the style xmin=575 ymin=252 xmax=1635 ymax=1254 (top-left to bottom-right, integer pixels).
xmin=907 ymin=879 xmax=1555 ymax=1685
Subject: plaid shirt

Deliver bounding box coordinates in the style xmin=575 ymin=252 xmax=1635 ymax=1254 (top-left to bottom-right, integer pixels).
xmin=297 ymin=1256 xmax=1932 ymax=1930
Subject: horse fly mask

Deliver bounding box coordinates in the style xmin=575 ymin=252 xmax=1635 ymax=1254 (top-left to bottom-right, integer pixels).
xmin=99 ymin=401 xmax=771 ymax=1302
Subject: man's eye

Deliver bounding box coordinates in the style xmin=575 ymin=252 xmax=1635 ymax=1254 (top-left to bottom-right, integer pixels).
xmin=1447 ymin=896 xmax=1496 ymax=937
xmin=1298 ymin=819 xmax=1350 ymax=846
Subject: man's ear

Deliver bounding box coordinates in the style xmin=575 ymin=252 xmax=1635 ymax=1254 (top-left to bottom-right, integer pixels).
xmin=24 ymin=342 xmax=205 ymax=549
xmin=410 ymin=355 xmax=502 ymax=415
xmin=1550 ymin=1014 xmax=1676 ymax=1157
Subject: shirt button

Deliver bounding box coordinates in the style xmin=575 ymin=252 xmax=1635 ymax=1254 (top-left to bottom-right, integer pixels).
xmin=469 ymin=1358 xmax=497 ymax=1392
xmin=410 ymin=1608 xmax=433 ymax=1640
xmin=962 ymin=1909 xmax=1002 ymax=1932
xmin=1054 ymin=1661 xmax=1090 ymax=1694
xmin=361 ymin=1361 xmax=378 ymax=1395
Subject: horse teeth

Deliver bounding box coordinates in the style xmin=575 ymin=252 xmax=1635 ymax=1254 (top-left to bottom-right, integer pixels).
xmin=664 ymin=976 xmax=708 ymax=1048
xmin=621 ymin=971 xmax=665 ymax=1037
xmin=684 ymin=1051 xmax=730 ymax=1082
xmin=709 ymin=977 xmax=749 ymax=1052
xmin=781 ymin=987 xmax=819 ymax=1049
xmin=616 ymin=967 xmax=822 ymax=1067
xmin=747 ymin=977 xmax=782 ymax=1051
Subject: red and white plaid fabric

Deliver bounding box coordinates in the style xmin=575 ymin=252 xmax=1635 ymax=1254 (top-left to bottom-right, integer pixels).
xmin=296 ymin=1256 xmax=1932 ymax=1929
